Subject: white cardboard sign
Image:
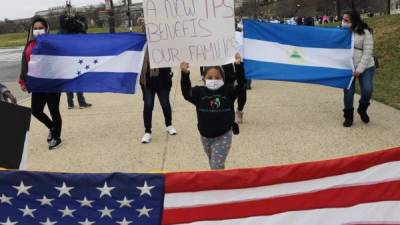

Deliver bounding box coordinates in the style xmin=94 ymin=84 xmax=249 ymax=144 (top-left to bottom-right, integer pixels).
xmin=143 ymin=0 xmax=236 ymax=68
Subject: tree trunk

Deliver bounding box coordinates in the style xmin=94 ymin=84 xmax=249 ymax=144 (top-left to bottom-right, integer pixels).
xmin=336 ymin=0 xmax=342 ymax=18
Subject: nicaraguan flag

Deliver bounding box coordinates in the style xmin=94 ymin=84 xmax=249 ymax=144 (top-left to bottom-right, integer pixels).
xmin=243 ymin=20 xmax=354 ymax=89
xmin=27 ymin=32 xmax=147 ymax=94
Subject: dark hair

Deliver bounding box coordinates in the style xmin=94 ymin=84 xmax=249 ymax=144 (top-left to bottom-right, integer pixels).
xmin=203 ymin=66 xmax=225 ymax=79
xmin=31 ymin=16 xmax=49 ymax=30
xmin=26 ymin=16 xmax=49 ymax=41
xmin=344 ymin=11 xmax=373 ymax=35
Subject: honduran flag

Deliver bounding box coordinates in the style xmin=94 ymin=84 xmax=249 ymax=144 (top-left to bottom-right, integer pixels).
xmin=26 ymin=32 xmax=147 ymax=94
xmin=243 ymin=20 xmax=354 ymax=89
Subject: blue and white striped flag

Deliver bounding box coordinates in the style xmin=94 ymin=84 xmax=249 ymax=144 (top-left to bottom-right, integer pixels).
xmin=27 ymin=33 xmax=147 ymax=94
xmin=243 ymin=20 xmax=354 ymax=89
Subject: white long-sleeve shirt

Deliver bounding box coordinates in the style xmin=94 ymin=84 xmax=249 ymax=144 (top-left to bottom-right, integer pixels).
xmin=353 ymin=29 xmax=375 ymax=73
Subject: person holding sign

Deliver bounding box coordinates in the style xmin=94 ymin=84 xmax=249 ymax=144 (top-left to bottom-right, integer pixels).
xmin=139 ymin=49 xmax=177 ymax=144
xmin=180 ymin=53 xmax=244 ymax=170
xmin=19 ymin=16 xmax=63 ymax=150
xmin=200 ymin=62 xmax=247 ymax=124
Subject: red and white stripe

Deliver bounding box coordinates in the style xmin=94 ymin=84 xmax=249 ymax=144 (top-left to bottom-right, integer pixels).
xmin=163 ymin=147 xmax=400 ymax=225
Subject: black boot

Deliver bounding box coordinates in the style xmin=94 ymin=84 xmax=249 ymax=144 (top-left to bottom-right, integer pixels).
xmin=357 ymin=102 xmax=370 ymax=123
xmin=343 ymin=108 xmax=354 ymax=127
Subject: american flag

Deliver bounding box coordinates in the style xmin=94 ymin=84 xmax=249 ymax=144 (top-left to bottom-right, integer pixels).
xmin=1 ymin=147 xmax=400 ymax=225
xmin=163 ymin=147 xmax=400 ymax=225
xmin=0 ymin=172 xmax=164 ymax=225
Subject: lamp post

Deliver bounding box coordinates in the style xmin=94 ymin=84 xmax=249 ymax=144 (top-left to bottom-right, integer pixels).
xmin=127 ymin=0 xmax=132 ymax=31
xmin=336 ymin=0 xmax=342 ymax=20
xmin=253 ymin=0 xmax=258 ymax=19
xmin=105 ymin=0 xmax=115 ymax=33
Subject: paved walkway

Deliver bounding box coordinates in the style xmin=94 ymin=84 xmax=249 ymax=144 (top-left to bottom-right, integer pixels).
xmin=25 ymin=68 xmax=400 ymax=173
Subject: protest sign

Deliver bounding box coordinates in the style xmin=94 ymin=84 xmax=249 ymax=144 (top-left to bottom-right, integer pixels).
xmin=143 ymin=0 xmax=236 ymax=68
xmin=235 ymin=31 xmax=243 ymax=57
xmin=0 ymin=102 xmax=31 ymax=169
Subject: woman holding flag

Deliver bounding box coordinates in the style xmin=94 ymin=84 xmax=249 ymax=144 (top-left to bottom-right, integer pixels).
xmin=19 ymin=16 xmax=63 ymax=150
xmin=341 ymin=11 xmax=376 ymax=127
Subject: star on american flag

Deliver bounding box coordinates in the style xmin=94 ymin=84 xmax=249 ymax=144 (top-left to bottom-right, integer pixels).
xmin=0 ymin=171 xmax=164 ymax=225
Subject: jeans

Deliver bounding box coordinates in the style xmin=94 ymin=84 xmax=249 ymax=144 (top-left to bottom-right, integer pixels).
xmin=344 ymin=67 xmax=375 ymax=110
xmin=31 ymin=93 xmax=62 ymax=138
xmin=67 ymin=92 xmax=86 ymax=107
xmin=142 ymin=87 xmax=172 ymax=133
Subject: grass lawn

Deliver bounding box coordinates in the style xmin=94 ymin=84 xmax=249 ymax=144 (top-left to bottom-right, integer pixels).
xmin=1 ymin=16 xmax=399 ymax=109
xmin=0 ymin=32 xmax=27 ymax=48
xmin=366 ymin=15 xmax=400 ymax=109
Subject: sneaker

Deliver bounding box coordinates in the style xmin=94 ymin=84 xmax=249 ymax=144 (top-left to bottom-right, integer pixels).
xmin=68 ymin=105 xmax=74 ymax=110
xmin=166 ymin=125 xmax=177 ymax=135
xmin=48 ymin=138 xmax=62 ymax=150
xmin=47 ymin=129 xmax=53 ymax=143
xmin=141 ymin=133 xmax=152 ymax=144
xmin=79 ymin=103 xmax=92 ymax=109
xmin=236 ymin=111 xmax=244 ymax=124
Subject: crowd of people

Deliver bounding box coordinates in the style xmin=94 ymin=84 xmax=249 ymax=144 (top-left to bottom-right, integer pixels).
xmin=0 ymin=10 xmax=376 ymax=170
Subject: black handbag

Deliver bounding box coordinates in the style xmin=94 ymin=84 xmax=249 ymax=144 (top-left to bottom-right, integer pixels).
xmin=354 ymin=47 xmax=379 ymax=69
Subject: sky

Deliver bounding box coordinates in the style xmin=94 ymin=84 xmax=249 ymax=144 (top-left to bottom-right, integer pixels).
xmin=1 ymin=0 xmax=108 ymax=20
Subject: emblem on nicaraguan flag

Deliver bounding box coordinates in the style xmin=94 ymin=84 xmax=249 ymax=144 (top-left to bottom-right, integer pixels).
xmin=287 ymin=48 xmax=305 ymax=65
xmin=243 ymin=19 xmax=354 ymax=89
xmin=26 ymin=32 xmax=147 ymax=94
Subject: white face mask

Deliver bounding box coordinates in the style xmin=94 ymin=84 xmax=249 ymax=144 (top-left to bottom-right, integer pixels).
xmin=205 ymin=79 xmax=224 ymax=90
xmin=33 ymin=29 xmax=46 ymax=37
xmin=341 ymin=21 xmax=352 ymax=28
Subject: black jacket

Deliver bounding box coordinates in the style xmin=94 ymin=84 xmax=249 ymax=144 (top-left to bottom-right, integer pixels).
xmin=142 ymin=68 xmax=173 ymax=91
xmin=182 ymin=63 xmax=244 ymax=138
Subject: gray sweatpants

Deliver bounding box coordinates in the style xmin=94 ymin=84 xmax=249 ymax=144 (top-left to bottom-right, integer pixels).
xmin=201 ymin=131 xmax=233 ymax=170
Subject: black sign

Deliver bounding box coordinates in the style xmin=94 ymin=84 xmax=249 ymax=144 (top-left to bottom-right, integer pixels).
xmin=0 ymin=102 xmax=31 ymax=169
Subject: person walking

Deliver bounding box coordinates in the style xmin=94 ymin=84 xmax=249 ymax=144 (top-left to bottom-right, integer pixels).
xmin=0 ymin=83 xmax=17 ymax=104
xmin=201 ymin=61 xmax=247 ymax=124
xmin=341 ymin=11 xmax=376 ymax=127
xmin=19 ymin=16 xmax=63 ymax=150
xmin=140 ymin=50 xmax=177 ymax=144
xmin=181 ymin=53 xmax=244 ymax=170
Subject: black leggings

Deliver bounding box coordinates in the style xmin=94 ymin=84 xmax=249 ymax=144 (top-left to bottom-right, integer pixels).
xmin=237 ymin=86 xmax=247 ymax=112
xmin=31 ymin=93 xmax=62 ymax=138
